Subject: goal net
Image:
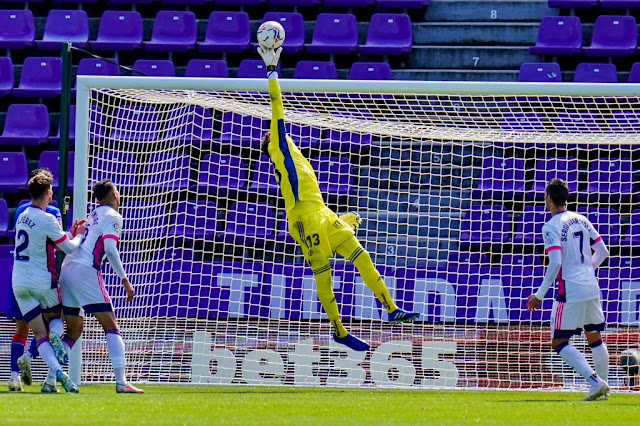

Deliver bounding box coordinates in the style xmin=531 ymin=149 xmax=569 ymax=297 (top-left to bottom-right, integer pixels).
xmin=67 ymin=77 xmax=640 ymax=389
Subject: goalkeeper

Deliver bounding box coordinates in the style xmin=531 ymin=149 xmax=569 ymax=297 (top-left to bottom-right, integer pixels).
xmin=257 ymin=46 xmax=419 ymax=351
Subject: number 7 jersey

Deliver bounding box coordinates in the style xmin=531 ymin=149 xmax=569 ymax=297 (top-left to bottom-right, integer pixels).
xmin=63 ymin=205 xmax=123 ymax=270
xmin=542 ymin=210 xmax=602 ymax=303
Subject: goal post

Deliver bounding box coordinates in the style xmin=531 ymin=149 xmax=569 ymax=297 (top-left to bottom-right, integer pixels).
xmin=68 ymin=75 xmax=640 ymax=389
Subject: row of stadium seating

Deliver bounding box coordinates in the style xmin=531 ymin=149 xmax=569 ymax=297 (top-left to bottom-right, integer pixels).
xmin=0 ymin=10 xmax=412 ymax=55
xmin=549 ymin=0 xmax=640 ymax=9
xmin=518 ymin=61 xmax=640 ymax=82
xmin=0 ymin=0 xmax=428 ymax=7
xmin=0 ymin=57 xmax=392 ymax=98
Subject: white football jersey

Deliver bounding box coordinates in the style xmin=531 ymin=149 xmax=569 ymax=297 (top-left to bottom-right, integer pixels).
xmin=64 ymin=205 xmax=123 ymax=271
xmin=12 ymin=206 xmax=68 ymax=289
xmin=542 ymin=210 xmax=602 ymax=302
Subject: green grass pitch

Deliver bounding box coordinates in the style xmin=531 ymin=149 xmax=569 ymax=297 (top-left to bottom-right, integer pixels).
xmin=1 ymin=385 xmax=639 ymax=425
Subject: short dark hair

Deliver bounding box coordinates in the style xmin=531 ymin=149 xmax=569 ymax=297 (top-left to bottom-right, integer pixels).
xmin=545 ymin=178 xmax=569 ymax=207
xmin=28 ymin=173 xmax=53 ymax=200
xmin=93 ymin=179 xmax=116 ymax=202
xmin=261 ymin=132 xmax=271 ymax=157
xmin=30 ymin=167 xmax=53 ymax=179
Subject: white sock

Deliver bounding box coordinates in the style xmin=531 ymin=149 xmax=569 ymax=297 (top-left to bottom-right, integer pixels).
xmin=590 ymin=339 xmax=609 ymax=382
xmin=37 ymin=339 xmax=61 ymax=373
xmin=556 ymin=342 xmax=601 ymax=386
xmin=46 ymin=368 xmax=56 ymax=386
xmin=106 ymin=331 xmax=127 ymax=385
xmin=49 ymin=318 xmax=64 ymax=336
xmin=11 ymin=371 xmax=20 ymax=381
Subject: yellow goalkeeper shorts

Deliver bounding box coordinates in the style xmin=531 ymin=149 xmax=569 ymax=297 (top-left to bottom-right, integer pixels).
xmin=288 ymin=205 xmax=354 ymax=267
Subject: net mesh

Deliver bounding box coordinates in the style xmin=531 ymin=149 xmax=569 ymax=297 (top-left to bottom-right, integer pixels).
xmin=4 ymin=85 xmax=639 ymax=389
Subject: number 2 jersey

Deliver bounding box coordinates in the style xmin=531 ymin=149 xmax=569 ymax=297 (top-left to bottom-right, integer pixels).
xmin=63 ymin=205 xmax=123 ymax=271
xmin=12 ymin=206 xmax=68 ymax=289
xmin=542 ymin=210 xmax=602 ymax=303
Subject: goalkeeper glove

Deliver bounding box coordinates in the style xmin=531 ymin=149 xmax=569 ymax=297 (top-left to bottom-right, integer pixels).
xmin=257 ymin=46 xmax=282 ymax=76
xmin=339 ymin=212 xmax=363 ymax=233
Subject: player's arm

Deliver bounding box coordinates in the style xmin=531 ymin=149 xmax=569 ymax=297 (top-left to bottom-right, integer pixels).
xmin=587 ymin=220 xmax=609 ymax=270
xmin=102 ymin=216 xmax=134 ymax=302
xmin=47 ymin=216 xmax=86 ymax=254
xmin=527 ymin=225 xmax=562 ymax=311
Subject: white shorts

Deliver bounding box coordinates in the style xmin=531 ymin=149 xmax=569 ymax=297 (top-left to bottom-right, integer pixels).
xmin=12 ymin=286 xmax=61 ymax=322
xmin=60 ymin=261 xmax=112 ymax=314
xmin=551 ymin=298 xmax=606 ymax=338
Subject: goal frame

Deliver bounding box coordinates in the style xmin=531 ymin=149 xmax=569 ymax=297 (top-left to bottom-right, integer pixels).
xmin=71 ymin=75 xmax=640 ymax=385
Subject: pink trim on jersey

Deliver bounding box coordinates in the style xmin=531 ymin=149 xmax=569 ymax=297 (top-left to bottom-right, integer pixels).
xmin=545 ymin=246 xmax=561 ymax=253
xmin=557 ymin=267 xmax=565 ymax=297
xmin=97 ymin=271 xmax=111 ymax=304
xmin=103 ymin=234 xmax=120 ymax=243
xmin=92 ymin=236 xmax=105 ymax=270
xmin=53 ymin=234 xmax=68 ymax=245
xmin=555 ymin=302 xmax=564 ymax=330
xmin=46 ymin=238 xmax=58 ymax=286
xmin=593 ymin=236 xmax=602 ymax=244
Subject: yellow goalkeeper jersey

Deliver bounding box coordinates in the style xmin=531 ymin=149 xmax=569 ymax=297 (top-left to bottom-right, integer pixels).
xmin=267 ymin=77 xmax=325 ymax=214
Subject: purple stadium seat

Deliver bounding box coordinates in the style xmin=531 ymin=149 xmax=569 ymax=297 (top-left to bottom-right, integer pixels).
xmin=324 ymin=0 xmax=373 ymax=6
xmin=162 ymin=0 xmax=207 ymax=4
xmin=216 ymin=0 xmax=264 ymax=4
xmin=0 ymin=10 xmax=35 ymax=48
xmin=143 ymin=153 xmax=191 ymax=191
xmin=38 ymin=10 xmax=89 ymax=50
xmin=609 ymin=110 xmax=640 ymax=133
xmin=38 ymin=151 xmax=75 ymax=190
xmin=121 ymin=202 xmax=167 ymax=240
xmin=628 ymin=62 xmax=640 ymax=82
xmin=0 ymin=57 xmax=14 ymax=96
xmin=0 ymin=152 xmax=27 ymax=192
xmin=378 ymin=0 xmax=429 ymax=7
xmin=518 ymin=62 xmax=562 ymax=82
xmin=287 ymin=122 xmax=322 ymax=147
xmin=110 ymin=105 xmax=158 ymax=141
xmin=323 ymin=129 xmax=372 ymax=151
xmin=621 ymin=209 xmax=640 ymax=245
xmin=73 ymin=58 xmax=120 ymax=95
xmin=13 ymin=57 xmax=61 ymax=98
xmin=585 ymin=157 xmax=634 ymax=200
xmin=307 ymin=14 xmax=358 ymax=54
xmin=91 ymin=11 xmax=143 ymax=51
xmin=584 ymin=16 xmax=637 ymax=57
xmin=500 ymin=112 xmax=545 ymax=132
xmin=359 ymin=14 xmax=412 ymax=55
xmin=530 ymin=157 xmax=579 ymax=199
xmin=224 ymin=201 xmax=275 ymax=242
xmin=0 ymin=246 xmax=13 ymax=309
xmin=501 ymin=253 xmax=542 ymax=267
xmin=476 ymin=157 xmax=526 ymax=199
xmin=0 ymin=199 xmax=8 ymax=237
xmin=349 ymin=62 xmax=392 ymax=80
xmin=248 ymin=155 xmax=279 ymax=195
xmin=602 ymin=0 xmax=640 ymax=7
xmin=53 ymin=105 xmax=104 ymax=145
xmin=132 ymin=60 xmax=175 ymax=77
xmin=107 ymin=0 xmax=152 ymax=4
xmin=553 ymin=112 xmax=600 ymax=133
xmin=219 ymin=112 xmax=267 ymax=148
xmin=529 ymin=16 xmax=582 ymax=56
xmin=263 ymin=12 xmax=305 ymax=54
xmin=459 ymin=204 xmax=510 ymax=249
xmin=237 ymin=60 xmax=279 ymax=78
xmin=92 ymin=152 xmax=138 ymax=189
xmin=270 ymin=0 xmax=318 ymax=5
xmin=548 ymin=0 xmax=598 ymax=7
xmin=577 ymin=206 xmax=620 ymax=246
xmin=439 ymin=251 xmax=489 ymax=274
xmin=195 ymin=154 xmax=247 ymax=193
xmin=0 ymin=104 xmax=49 ymax=145
xmin=170 ymin=201 xmax=217 ymax=240
xmin=165 ymin=105 xmax=213 ymax=145
xmin=294 ymin=61 xmax=337 ymax=79
xmin=146 ymin=11 xmax=197 ymax=53
xmin=185 ymin=59 xmax=228 ymax=78
xmin=309 ymin=157 xmax=353 ymax=196
xmin=573 ymin=63 xmax=618 ymax=83
xmin=199 ymin=12 xmax=250 ymax=53
xmin=52 ymin=106 xmax=77 ymax=145
xmin=512 ymin=205 xmax=550 ymax=245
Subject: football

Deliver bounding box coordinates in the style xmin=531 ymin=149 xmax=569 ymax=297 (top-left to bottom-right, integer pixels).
xmin=257 ymin=21 xmax=285 ymax=50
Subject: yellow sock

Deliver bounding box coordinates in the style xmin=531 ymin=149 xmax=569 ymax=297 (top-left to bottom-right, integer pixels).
xmin=313 ymin=264 xmax=348 ymax=337
xmin=336 ymin=236 xmax=399 ymax=313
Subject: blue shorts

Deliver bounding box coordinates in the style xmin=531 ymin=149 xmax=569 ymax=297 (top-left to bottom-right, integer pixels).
xmin=6 ymin=281 xmax=23 ymax=321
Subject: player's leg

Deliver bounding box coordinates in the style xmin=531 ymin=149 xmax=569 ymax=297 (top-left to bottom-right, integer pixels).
xmin=584 ymin=298 xmax=609 ymax=391
xmin=335 ymin=235 xmax=419 ymax=323
xmin=90 ymin=309 xmax=144 ymax=393
xmin=43 ymin=307 xmax=68 ymax=366
xmin=9 ymin=320 xmax=28 ymax=391
xmin=59 ymin=262 xmax=85 ymax=356
xmin=550 ymin=300 xmax=607 ymax=400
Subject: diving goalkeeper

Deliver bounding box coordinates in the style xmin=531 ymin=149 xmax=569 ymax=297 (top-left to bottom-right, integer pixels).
xmin=257 ymin=46 xmax=419 ymax=351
